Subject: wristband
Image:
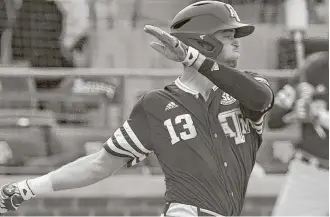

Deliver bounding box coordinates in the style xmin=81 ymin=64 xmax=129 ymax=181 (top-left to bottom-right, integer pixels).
xmin=16 ymin=180 xmax=35 ymax=200
xmin=26 ymin=174 xmax=54 ymax=196
xmin=182 ymin=46 xmax=199 ymax=66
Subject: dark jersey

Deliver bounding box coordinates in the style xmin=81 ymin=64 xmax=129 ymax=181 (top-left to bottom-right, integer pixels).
xmin=268 ymin=52 xmax=329 ymax=160
xmin=103 ymin=73 xmax=273 ymax=216
xmin=300 ymin=52 xmax=329 ymax=159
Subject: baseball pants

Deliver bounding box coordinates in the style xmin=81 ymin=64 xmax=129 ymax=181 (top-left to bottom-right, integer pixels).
xmin=272 ymin=154 xmax=329 ymax=216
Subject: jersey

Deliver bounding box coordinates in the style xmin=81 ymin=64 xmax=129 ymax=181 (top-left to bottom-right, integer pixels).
xmin=298 ymin=52 xmax=329 ymax=159
xmin=269 ymin=51 xmax=329 ymax=160
xmin=103 ymin=72 xmax=273 ymax=216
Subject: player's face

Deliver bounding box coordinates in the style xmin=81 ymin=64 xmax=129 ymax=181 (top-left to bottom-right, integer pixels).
xmin=213 ymin=29 xmax=240 ymax=68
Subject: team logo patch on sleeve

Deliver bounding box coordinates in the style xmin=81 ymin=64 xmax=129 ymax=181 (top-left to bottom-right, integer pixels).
xmin=220 ymin=92 xmax=236 ymax=105
xmin=211 ymin=62 xmax=219 ymax=71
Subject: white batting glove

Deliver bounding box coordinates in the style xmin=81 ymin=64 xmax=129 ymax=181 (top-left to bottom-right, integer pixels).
xmin=0 ymin=180 xmax=35 ymax=213
xmin=144 ymin=25 xmax=199 ymax=66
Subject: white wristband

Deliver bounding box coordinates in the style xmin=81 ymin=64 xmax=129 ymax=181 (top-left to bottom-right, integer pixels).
xmin=17 ymin=180 xmax=35 ymax=200
xmin=27 ymin=174 xmax=54 ymax=196
xmin=182 ymin=46 xmax=199 ymax=67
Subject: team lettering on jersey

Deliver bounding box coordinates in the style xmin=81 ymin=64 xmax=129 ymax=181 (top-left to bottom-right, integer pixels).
xmin=218 ymin=108 xmax=252 ymax=145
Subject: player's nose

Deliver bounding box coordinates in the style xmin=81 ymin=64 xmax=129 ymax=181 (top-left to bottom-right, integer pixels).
xmin=232 ymin=38 xmax=240 ymax=47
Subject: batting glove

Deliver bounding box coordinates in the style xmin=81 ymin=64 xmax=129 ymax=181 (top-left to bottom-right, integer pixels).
xmin=144 ymin=25 xmax=200 ymax=67
xmin=0 ymin=180 xmax=35 ymax=213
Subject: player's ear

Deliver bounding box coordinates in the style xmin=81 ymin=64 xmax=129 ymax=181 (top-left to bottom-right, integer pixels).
xmin=198 ymin=41 xmax=214 ymax=51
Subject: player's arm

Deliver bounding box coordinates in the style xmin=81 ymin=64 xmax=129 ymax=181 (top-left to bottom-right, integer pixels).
xmin=193 ymin=55 xmax=274 ymax=112
xmin=0 ymin=149 xmax=127 ymax=213
xmin=32 ymin=149 xmax=127 ymax=192
xmin=0 ymin=95 xmax=153 ymax=213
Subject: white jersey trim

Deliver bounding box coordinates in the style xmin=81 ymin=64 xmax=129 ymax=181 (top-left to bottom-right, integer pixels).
xmin=113 ymin=128 xmax=145 ymax=158
xmin=123 ymin=121 xmax=152 ymax=153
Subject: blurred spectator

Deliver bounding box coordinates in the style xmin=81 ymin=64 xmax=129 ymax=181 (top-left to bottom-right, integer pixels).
xmin=308 ymin=0 xmax=329 ymax=24
xmin=268 ymin=51 xmax=329 ymax=216
xmin=11 ymin=0 xmax=90 ymax=89
xmin=259 ymin=0 xmax=284 ymax=23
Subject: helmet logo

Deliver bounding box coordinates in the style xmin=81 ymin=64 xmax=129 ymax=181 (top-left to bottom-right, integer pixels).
xmin=200 ymin=34 xmax=206 ymax=40
xmin=211 ymin=62 xmax=219 ymax=71
xmin=225 ymin=4 xmax=240 ymax=22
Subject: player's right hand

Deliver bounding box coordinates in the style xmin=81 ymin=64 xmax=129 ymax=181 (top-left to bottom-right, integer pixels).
xmin=0 ymin=181 xmax=35 ymax=213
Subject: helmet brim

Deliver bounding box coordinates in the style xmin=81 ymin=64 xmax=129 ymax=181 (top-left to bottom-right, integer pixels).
xmin=233 ymin=24 xmax=255 ymax=38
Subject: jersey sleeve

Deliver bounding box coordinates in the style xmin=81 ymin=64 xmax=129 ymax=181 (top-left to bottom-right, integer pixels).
xmin=240 ymin=71 xmax=274 ymax=135
xmin=103 ymin=95 xmax=153 ymax=167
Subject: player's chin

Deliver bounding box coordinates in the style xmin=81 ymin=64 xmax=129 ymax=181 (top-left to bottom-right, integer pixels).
xmin=227 ymin=59 xmax=238 ymax=68
xmin=225 ymin=56 xmax=239 ymax=68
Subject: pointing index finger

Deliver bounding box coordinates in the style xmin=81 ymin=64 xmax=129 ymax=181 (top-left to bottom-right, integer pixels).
xmin=144 ymin=25 xmax=178 ymax=47
xmin=144 ymin=25 xmax=164 ymax=40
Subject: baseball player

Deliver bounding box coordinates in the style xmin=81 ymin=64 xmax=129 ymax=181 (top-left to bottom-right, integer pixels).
xmin=0 ymin=1 xmax=274 ymax=216
xmin=268 ymin=51 xmax=329 ymax=216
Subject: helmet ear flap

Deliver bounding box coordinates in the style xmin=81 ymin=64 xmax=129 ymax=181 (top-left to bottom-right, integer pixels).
xmin=171 ymin=32 xmax=223 ymax=59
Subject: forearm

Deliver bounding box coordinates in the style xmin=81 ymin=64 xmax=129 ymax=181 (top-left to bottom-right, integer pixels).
xmin=27 ymin=149 xmax=125 ymax=195
xmin=192 ymin=55 xmax=273 ymax=111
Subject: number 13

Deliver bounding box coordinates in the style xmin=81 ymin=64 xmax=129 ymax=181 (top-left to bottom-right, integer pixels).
xmin=164 ymin=114 xmax=197 ymax=145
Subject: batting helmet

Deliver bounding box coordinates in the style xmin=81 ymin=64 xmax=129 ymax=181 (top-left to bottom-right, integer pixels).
xmin=170 ymin=1 xmax=255 ymax=58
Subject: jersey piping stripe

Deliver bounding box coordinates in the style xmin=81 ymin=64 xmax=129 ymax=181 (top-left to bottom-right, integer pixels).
xmin=111 ymin=136 xmax=140 ymax=158
xmin=249 ymin=120 xmax=263 ymax=130
xmin=119 ymin=126 xmax=145 ymax=155
xmin=174 ymin=78 xmax=199 ymax=95
xmin=175 ymin=78 xmax=218 ymax=96
xmin=111 ymin=136 xmax=127 ymax=152
xmin=104 ymin=140 xmax=134 ymax=159
xmin=103 ymin=143 xmax=127 ymax=158
xmin=248 ymin=120 xmax=263 ymax=134
xmin=123 ymin=121 xmax=152 ymax=154
xmin=114 ymin=128 xmax=145 ymax=158
xmin=105 ymin=138 xmax=135 ymax=158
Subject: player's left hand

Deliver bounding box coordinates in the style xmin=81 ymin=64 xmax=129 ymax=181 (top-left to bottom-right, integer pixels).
xmin=144 ymin=25 xmax=200 ymax=66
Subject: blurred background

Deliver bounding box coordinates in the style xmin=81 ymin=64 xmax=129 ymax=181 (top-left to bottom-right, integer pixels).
xmin=0 ymin=0 xmax=328 ymax=216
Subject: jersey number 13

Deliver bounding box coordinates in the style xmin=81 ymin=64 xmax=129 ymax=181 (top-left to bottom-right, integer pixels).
xmin=164 ymin=114 xmax=197 ymax=145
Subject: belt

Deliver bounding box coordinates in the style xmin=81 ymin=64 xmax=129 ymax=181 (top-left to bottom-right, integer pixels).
xmin=162 ymin=202 xmax=224 ymax=217
xmin=295 ymin=150 xmax=329 ymax=170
